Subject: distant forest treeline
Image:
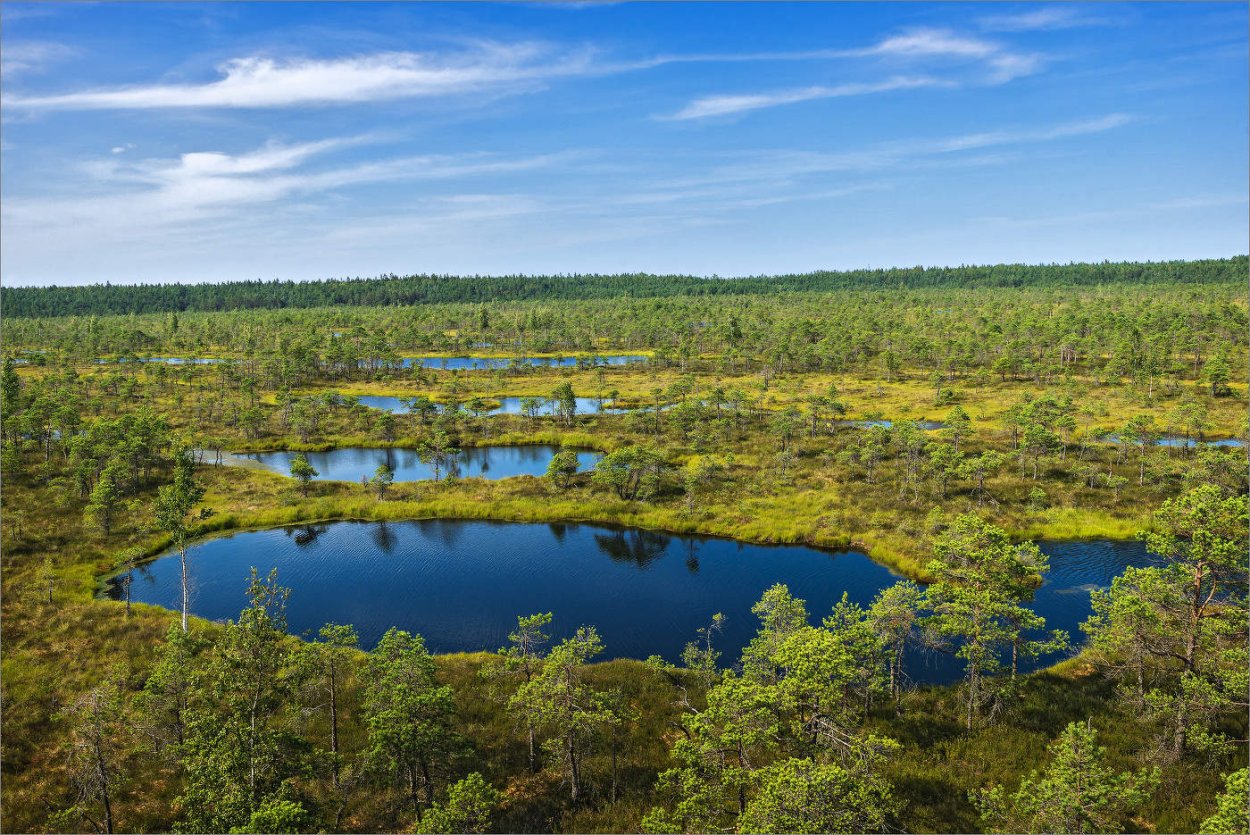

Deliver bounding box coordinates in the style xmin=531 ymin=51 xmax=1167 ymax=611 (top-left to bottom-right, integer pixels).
xmin=4 ymin=257 xmax=1246 ymax=317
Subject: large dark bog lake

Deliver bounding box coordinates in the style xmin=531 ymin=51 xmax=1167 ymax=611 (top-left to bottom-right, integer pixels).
xmin=108 ymin=520 xmax=1156 ymax=686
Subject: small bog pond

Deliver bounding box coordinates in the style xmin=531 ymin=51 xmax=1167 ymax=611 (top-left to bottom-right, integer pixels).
xmin=215 ymin=445 xmax=601 ymax=482
xmin=1101 ymin=434 xmax=1245 ymax=448
xmin=836 ymin=419 xmax=945 ymax=430
xmin=97 ymin=356 xmax=221 ymax=365
xmin=110 ymin=521 xmax=1156 ymax=685
xmin=355 ymin=395 xmax=626 ymax=416
xmin=400 ymin=355 xmax=647 ymax=370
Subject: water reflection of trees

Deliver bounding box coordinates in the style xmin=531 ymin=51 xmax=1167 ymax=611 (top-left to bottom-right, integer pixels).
xmin=371 ymin=521 xmax=398 ymax=554
xmin=592 ymin=529 xmax=672 ymax=568
xmin=684 ymin=539 xmax=701 ymax=574
xmin=287 ymin=523 xmax=329 ymax=547
xmin=415 ymin=518 xmax=464 ymax=550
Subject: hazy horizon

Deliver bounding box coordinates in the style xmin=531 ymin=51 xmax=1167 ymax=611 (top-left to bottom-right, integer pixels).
xmin=3 ymin=254 xmax=1249 ymax=291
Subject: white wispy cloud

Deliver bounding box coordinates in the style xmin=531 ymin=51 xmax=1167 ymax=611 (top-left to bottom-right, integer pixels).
xmin=858 ymin=28 xmax=998 ymax=59
xmin=5 ymin=137 xmax=566 ymax=228
xmin=0 ymin=40 xmax=78 ymax=76
xmin=642 ymin=28 xmax=1013 ymax=68
xmin=920 ymin=113 xmax=1135 ymax=153
xmin=5 ymin=26 xmax=1043 ymax=119
xmin=666 ymin=76 xmax=944 ymax=120
xmin=659 ymin=113 xmax=1134 ymax=188
xmin=0 ymin=111 xmax=1180 ymax=285
xmin=863 ymin=28 xmax=1045 ymax=82
xmin=3 ymin=42 xmax=591 ymax=110
xmin=976 ymin=7 xmax=1106 ymax=33
xmin=662 ymin=27 xmax=1044 ymax=120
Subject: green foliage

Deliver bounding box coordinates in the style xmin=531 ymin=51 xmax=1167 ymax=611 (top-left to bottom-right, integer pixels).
xmin=1203 ymin=351 xmax=1232 ymax=396
xmin=135 ymin=624 xmax=210 ymax=756
xmin=678 ymin=611 xmax=724 ymax=690
xmin=288 ymin=453 xmax=318 ymax=497
xmin=1028 ymin=486 xmax=1048 ymax=510
xmin=1086 ymin=486 xmax=1249 ymax=758
xmin=2 ymin=260 xmax=1247 ymax=833
xmin=591 ymin=444 xmax=668 ymax=501
xmin=8 ymin=257 xmax=1243 ymax=317
xmin=176 ymin=569 xmax=308 ymax=833
xmin=974 ymin=721 xmax=1158 ymax=834
xmin=362 ymin=628 xmax=458 ymax=822
xmin=414 ymin=772 xmax=500 ymax=834
xmin=509 ymin=626 xmax=619 ymax=804
xmin=416 ymin=431 xmax=459 ymax=482
xmin=1200 ymin=768 xmax=1249 ymax=835
xmin=867 ymin=580 xmax=923 ymax=700
xmin=551 ymin=381 xmax=578 ymax=426
xmin=545 ymin=447 xmax=581 ymax=490
xmin=153 ymin=451 xmax=208 ymax=550
xmin=83 ymin=458 xmax=125 ymax=535
xmin=925 ymin=514 xmax=1067 ymax=727
xmin=490 ymin=612 xmax=553 ymax=773
xmin=646 ymin=584 xmax=904 ymax=834
xmin=2 ymin=357 xmax=22 ymax=411
xmin=370 ymin=463 xmax=394 ymax=499
xmin=295 ymin=623 xmax=359 ymax=790
xmin=739 ymin=755 xmax=899 ymax=834
xmin=230 ymin=798 xmax=310 ymax=834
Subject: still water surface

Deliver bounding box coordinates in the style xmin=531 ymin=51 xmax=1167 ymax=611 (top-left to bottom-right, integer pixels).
xmin=111 ymin=521 xmax=1156 ymax=685
xmin=356 ymin=395 xmax=625 ymax=415
xmin=399 ymin=355 xmax=647 ymax=370
xmin=218 ymin=445 xmax=600 ymax=482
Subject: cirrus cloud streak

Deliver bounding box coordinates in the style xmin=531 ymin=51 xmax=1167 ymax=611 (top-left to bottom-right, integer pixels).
xmin=3 ymin=43 xmax=591 ymax=110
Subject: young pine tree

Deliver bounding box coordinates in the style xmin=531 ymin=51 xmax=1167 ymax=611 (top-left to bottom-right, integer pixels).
xmin=974 ymin=720 xmax=1158 ymax=834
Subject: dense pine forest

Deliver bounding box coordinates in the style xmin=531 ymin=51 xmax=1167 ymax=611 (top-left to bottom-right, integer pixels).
xmin=3 ymin=257 xmax=1245 ymax=317
xmin=1 ymin=261 xmax=1247 ymax=835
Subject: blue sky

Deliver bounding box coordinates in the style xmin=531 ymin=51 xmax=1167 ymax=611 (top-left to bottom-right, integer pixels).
xmin=1 ymin=2 xmax=1246 ymax=286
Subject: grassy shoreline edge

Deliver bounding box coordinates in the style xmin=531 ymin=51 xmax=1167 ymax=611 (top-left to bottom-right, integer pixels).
xmin=89 ymin=480 xmax=1152 ymax=681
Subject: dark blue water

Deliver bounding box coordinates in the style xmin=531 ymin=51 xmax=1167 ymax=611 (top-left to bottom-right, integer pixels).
xmin=109 ymin=521 xmax=1156 ymax=685
xmin=399 ymin=355 xmax=647 ymax=370
xmin=218 ymin=445 xmax=601 ymax=482
xmin=356 ymin=395 xmax=625 ymax=416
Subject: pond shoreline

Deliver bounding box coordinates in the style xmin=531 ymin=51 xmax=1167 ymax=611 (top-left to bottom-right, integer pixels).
xmin=105 ymin=519 xmax=1155 ymax=683
xmin=95 ymin=497 xmax=1149 ymax=599
xmin=204 ymin=445 xmax=602 ymax=484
